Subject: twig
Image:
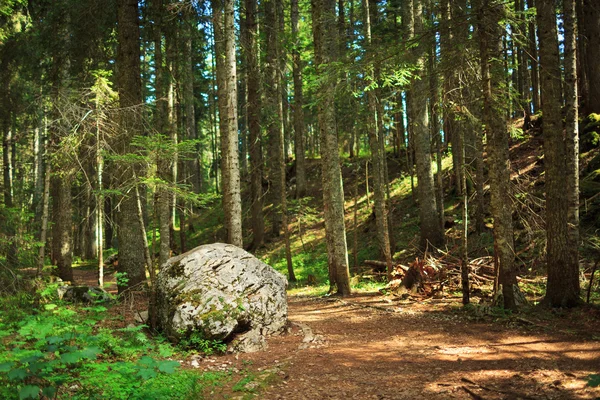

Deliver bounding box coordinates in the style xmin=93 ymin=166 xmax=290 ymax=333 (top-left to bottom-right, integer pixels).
xmin=460 ymin=377 xmax=539 ymax=400
xmin=461 ymin=386 xmax=486 ymax=400
xmin=587 ymin=260 xmax=599 ymax=304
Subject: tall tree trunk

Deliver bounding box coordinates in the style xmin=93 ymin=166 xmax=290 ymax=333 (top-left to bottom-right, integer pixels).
xmin=115 ymin=0 xmax=147 ymax=291
xmin=564 ymin=0 xmax=580 ymax=298
xmin=213 ymin=0 xmax=243 ymax=247
xmin=537 ymin=0 xmax=580 ymax=306
xmin=292 ymin=0 xmax=307 ymax=198
xmin=245 ymin=0 xmax=265 ymax=249
xmin=477 ymin=0 xmax=518 ymax=309
xmin=36 ymin=163 xmax=51 ymax=276
xmin=51 ymin=174 xmax=73 ymax=281
xmin=576 ymin=0 xmax=588 ymax=115
xmin=182 ymin=8 xmax=201 ymax=195
xmin=264 ymin=0 xmax=284 ymax=238
xmin=528 ymin=0 xmax=541 ymax=113
xmin=2 ymin=119 xmax=17 ymax=267
xmin=151 ymin=0 xmax=172 ymax=267
xmin=583 ymin=0 xmax=600 ymax=113
xmin=364 ymin=0 xmax=392 ymax=277
xmin=312 ymin=0 xmax=351 ymax=296
xmin=410 ymin=0 xmax=444 ymax=250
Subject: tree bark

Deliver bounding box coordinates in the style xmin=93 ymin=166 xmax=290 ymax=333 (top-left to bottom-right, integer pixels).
xmin=477 ymin=0 xmax=518 ymax=309
xmin=563 ymin=0 xmax=580 ymax=295
xmin=312 ymin=0 xmax=351 ymax=296
xmin=264 ymin=0 xmax=284 ymax=238
xmin=115 ymin=0 xmax=147 ymax=291
xmin=292 ymin=0 xmax=307 ymax=198
xmin=364 ymin=0 xmax=392 ymax=277
xmin=527 ymin=0 xmax=541 ymax=113
xmin=410 ymin=0 xmax=444 ymax=250
xmin=213 ymin=0 xmax=243 ymax=247
xmin=244 ymin=0 xmax=265 ymax=249
xmin=537 ymin=0 xmax=581 ymax=306
xmin=583 ymin=0 xmax=600 ymax=113
xmin=51 ymin=174 xmax=74 ymax=282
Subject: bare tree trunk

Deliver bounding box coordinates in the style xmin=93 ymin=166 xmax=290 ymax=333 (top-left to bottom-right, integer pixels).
xmin=364 ymin=0 xmax=392 ymax=277
xmin=115 ymin=0 xmax=147 ymax=292
xmin=477 ymin=0 xmax=517 ymax=309
xmin=292 ymin=0 xmax=307 ymax=198
xmin=150 ymin=0 xmax=172 ymax=268
xmin=312 ymin=0 xmax=351 ymax=296
xmin=583 ymin=0 xmax=600 ymax=113
xmin=51 ymin=174 xmax=74 ymax=282
xmin=2 ymin=119 xmax=17 ymax=268
xmin=36 ymin=163 xmax=51 ymax=276
xmin=527 ymin=0 xmax=541 ymax=113
xmin=563 ymin=0 xmax=580 ymax=297
xmin=537 ymin=0 xmax=580 ymax=306
xmin=244 ymin=0 xmax=265 ymax=249
xmin=213 ymin=0 xmax=243 ymax=247
xmin=182 ymin=8 xmax=201 ymax=195
xmin=410 ymin=0 xmax=444 ymax=250
xmin=264 ymin=0 xmax=284 ymax=238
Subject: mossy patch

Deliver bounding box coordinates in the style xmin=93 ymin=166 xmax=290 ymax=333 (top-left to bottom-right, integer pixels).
xmin=168 ymin=261 xmax=186 ymax=279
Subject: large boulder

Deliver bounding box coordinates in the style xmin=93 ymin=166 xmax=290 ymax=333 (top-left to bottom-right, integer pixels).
xmin=156 ymin=243 xmax=288 ymax=352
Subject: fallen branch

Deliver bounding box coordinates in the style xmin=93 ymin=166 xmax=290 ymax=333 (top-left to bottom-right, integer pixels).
xmin=461 ymin=385 xmax=486 ymax=400
xmin=460 ymin=377 xmax=539 ymax=400
xmin=364 ymin=260 xmax=409 ymax=271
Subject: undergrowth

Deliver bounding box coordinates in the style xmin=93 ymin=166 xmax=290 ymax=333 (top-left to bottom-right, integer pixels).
xmin=0 ymin=284 xmax=231 ymax=399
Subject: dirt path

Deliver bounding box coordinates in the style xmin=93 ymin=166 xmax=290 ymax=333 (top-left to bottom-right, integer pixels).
xmin=200 ymin=295 xmax=600 ymax=400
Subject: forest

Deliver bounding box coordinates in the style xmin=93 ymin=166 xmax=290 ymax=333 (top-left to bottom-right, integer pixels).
xmin=1 ymin=0 xmax=600 ymax=398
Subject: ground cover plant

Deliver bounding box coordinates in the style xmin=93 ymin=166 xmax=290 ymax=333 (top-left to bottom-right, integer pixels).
xmin=0 ymin=285 xmax=237 ymax=400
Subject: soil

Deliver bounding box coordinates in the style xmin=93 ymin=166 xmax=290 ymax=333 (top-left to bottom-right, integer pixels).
xmin=71 ymin=265 xmax=600 ymax=400
xmin=197 ymin=294 xmax=600 ymax=400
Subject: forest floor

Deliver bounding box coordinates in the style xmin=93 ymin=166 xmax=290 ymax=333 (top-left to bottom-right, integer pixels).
xmin=66 ymin=252 xmax=600 ymax=393
xmin=198 ymin=294 xmax=600 ymax=400
xmin=71 ymin=268 xmax=600 ymax=399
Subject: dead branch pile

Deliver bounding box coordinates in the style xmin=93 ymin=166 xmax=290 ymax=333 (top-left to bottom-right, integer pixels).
xmin=366 ymin=255 xmax=498 ymax=299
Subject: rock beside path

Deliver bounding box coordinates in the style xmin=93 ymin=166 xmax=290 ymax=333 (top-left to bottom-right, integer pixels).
xmin=156 ymin=243 xmax=288 ymax=352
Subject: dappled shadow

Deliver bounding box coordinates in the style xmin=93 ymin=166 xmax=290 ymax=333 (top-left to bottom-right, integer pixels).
xmin=252 ymin=296 xmax=600 ymax=399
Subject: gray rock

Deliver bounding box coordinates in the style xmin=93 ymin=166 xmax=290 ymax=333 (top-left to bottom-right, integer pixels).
xmin=135 ymin=310 xmax=149 ymax=324
xmin=156 ymin=243 xmax=288 ymax=352
xmin=57 ymin=285 xmax=112 ymax=303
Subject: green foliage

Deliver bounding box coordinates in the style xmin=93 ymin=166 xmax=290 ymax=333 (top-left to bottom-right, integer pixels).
xmin=587 ymin=374 xmax=600 ymax=387
xmin=0 ymin=287 xmax=234 ymax=399
xmin=177 ymin=331 xmax=227 ymax=355
xmin=232 ymin=374 xmax=257 ymax=393
xmin=509 ymin=125 xmax=525 ymax=140
xmin=115 ymin=272 xmax=129 ymax=288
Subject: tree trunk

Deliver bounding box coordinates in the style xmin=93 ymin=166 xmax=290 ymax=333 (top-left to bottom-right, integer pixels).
xmin=312 ymin=0 xmax=351 ymax=296
xmin=264 ymin=0 xmax=284 ymax=238
xmin=2 ymin=119 xmax=17 ymax=267
xmin=182 ymin=9 xmax=201 ymax=195
xmin=244 ymin=0 xmax=265 ymax=249
xmin=527 ymin=0 xmax=541 ymax=113
xmin=583 ymin=0 xmax=600 ymax=113
xmin=36 ymin=162 xmax=51 ymax=276
xmin=292 ymin=0 xmax=307 ymax=198
xmin=213 ymin=0 xmax=243 ymax=247
xmin=115 ymin=0 xmax=147 ymax=292
xmin=410 ymin=0 xmax=444 ymax=250
xmin=151 ymin=0 xmax=172 ymax=268
xmin=477 ymin=0 xmax=518 ymax=309
xmin=51 ymin=174 xmax=74 ymax=282
xmin=364 ymin=0 xmax=392 ymax=277
xmin=564 ymin=0 xmax=580 ymax=296
xmin=537 ymin=0 xmax=580 ymax=306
